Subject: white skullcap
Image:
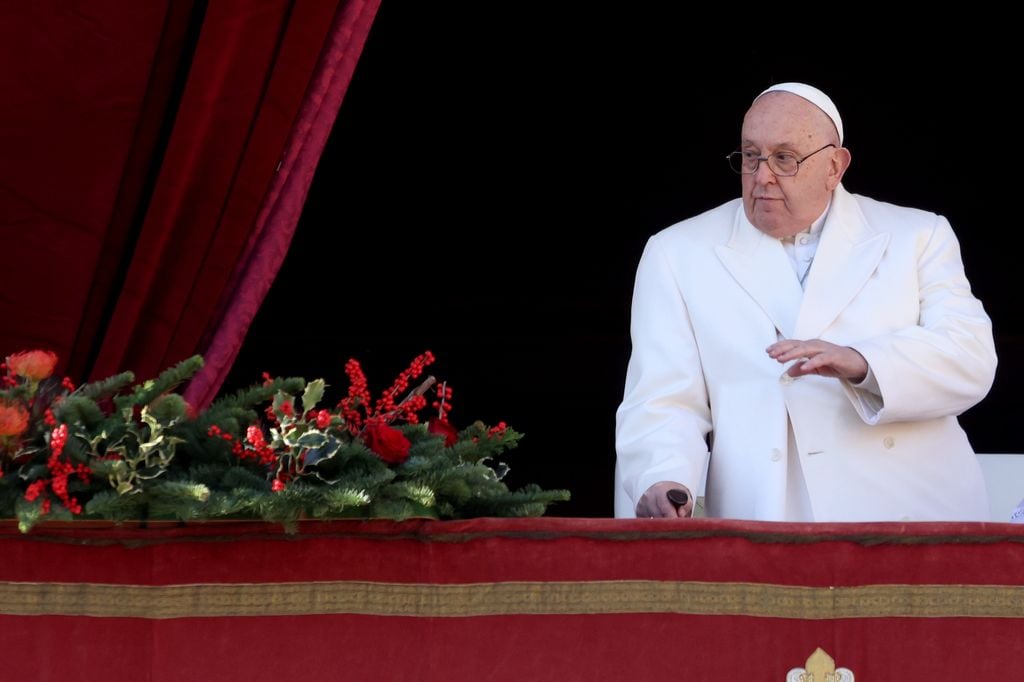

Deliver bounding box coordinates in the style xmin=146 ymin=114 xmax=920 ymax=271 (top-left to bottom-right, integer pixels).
xmin=756 ymin=82 xmax=844 ymax=145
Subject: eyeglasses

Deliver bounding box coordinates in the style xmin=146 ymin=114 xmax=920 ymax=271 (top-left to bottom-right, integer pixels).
xmin=726 ymin=143 xmax=835 ymax=176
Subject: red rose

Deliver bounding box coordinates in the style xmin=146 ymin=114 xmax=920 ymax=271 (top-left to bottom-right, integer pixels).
xmin=427 ymin=417 xmax=458 ymax=447
xmin=6 ymin=350 xmax=58 ymax=381
xmin=362 ymin=422 xmax=411 ymax=464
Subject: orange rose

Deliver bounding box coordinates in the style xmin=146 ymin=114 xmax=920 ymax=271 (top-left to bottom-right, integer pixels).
xmin=0 ymin=402 xmax=30 ymax=437
xmin=6 ymin=350 xmax=58 ymax=381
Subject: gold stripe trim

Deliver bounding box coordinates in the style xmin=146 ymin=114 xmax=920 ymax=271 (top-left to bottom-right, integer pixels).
xmin=3 ymin=580 xmax=1023 ymax=620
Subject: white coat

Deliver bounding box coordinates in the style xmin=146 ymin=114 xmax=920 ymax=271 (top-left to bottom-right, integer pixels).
xmin=614 ymin=185 xmax=997 ymax=521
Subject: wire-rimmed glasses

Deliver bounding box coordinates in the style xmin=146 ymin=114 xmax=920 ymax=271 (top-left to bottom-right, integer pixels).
xmin=726 ymin=143 xmax=835 ymax=176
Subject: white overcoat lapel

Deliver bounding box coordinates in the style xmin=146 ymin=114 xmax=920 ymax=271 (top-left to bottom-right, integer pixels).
xmin=714 ymin=206 xmax=803 ymax=339
xmin=794 ymin=186 xmax=890 ymax=339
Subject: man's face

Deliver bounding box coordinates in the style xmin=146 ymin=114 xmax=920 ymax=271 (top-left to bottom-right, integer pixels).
xmin=740 ymin=93 xmax=845 ymax=238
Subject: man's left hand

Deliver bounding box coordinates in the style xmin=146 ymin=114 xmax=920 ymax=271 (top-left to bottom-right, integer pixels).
xmin=766 ymin=339 xmax=868 ymax=382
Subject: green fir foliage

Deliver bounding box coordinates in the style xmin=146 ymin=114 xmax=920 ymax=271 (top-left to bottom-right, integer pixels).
xmin=113 ymin=356 xmax=204 ymax=412
xmin=1 ymin=352 xmax=570 ymax=532
xmin=76 ymin=371 xmax=135 ymax=401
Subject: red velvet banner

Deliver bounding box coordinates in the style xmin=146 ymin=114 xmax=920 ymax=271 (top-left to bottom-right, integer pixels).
xmin=3 ymin=518 xmax=1023 ymax=680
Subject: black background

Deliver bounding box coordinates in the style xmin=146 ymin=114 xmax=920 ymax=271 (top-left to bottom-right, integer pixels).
xmin=224 ymin=7 xmax=1019 ymax=517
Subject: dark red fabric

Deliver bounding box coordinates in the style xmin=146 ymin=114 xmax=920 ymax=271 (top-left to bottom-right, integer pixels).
xmin=64 ymin=1 xmax=201 ymax=380
xmin=0 ymin=2 xmax=175 ymax=365
xmin=89 ymin=0 xmax=341 ymax=382
xmin=2 ymin=612 xmax=1019 ymax=681
xmin=0 ymin=1 xmax=380 ymax=393
xmin=184 ymin=0 xmax=381 ymax=408
xmin=4 ymin=613 xmax=1022 ymax=681
xmin=2 ymin=518 xmax=1023 ymax=679
xmin=4 ymin=517 xmax=1024 ymax=585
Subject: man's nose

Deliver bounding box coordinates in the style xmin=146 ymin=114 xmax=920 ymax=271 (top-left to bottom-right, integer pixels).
xmin=752 ymin=159 xmax=777 ymax=184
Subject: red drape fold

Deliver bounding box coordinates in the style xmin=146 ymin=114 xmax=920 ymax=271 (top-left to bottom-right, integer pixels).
xmin=184 ymin=0 xmax=380 ymax=408
xmin=90 ymin=0 xmax=380 ymax=386
xmin=2 ymin=1 xmax=380 ymax=395
xmin=0 ymin=2 xmax=176 ymax=364
xmin=65 ymin=1 xmax=202 ymax=380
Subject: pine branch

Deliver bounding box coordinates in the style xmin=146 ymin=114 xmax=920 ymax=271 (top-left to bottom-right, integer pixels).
xmin=76 ymin=371 xmax=135 ymax=401
xmin=305 ymin=486 xmax=372 ymax=518
xmin=84 ymin=490 xmax=147 ymax=522
xmin=53 ymin=396 xmax=105 ymax=429
xmin=448 ymin=484 xmax=570 ymax=518
xmin=204 ymin=377 xmax=306 ymax=417
xmin=113 ymin=355 xmax=204 ymax=412
xmin=145 ymin=481 xmax=212 ymax=521
xmin=2 ymin=350 xmax=572 ymax=531
xmin=367 ymin=496 xmax=437 ymax=521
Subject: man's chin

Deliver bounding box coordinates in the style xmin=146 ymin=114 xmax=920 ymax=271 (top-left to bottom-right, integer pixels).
xmin=749 ymin=211 xmax=791 ymax=237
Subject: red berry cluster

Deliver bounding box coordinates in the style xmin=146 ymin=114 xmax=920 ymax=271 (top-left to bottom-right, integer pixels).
xmin=315 ymin=409 xmax=332 ymax=429
xmin=244 ymin=425 xmax=278 ymax=466
xmin=339 ymin=358 xmax=371 ymax=431
xmin=23 ymin=424 xmax=91 ymax=516
xmin=433 ymin=382 xmax=453 ymax=423
xmin=374 ymin=351 xmax=435 ymax=423
xmin=207 ymin=424 xmax=244 ymax=457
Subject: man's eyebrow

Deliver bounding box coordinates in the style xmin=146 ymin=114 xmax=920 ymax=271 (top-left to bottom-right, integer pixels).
xmin=741 ymin=139 xmax=798 ymax=150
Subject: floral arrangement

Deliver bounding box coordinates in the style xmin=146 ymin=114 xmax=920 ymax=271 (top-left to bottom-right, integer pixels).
xmin=0 ymin=349 xmax=569 ymax=532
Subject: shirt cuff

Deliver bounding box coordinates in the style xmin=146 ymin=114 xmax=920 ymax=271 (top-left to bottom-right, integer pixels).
xmin=852 ymin=366 xmax=881 ymax=397
xmin=842 ymin=365 xmax=884 ymax=424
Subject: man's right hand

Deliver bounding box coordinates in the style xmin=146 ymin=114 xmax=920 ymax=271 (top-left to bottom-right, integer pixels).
xmin=636 ymin=481 xmax=694 ymax=518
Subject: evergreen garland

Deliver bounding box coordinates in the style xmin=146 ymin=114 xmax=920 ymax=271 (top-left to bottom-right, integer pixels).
xmin=0 ymin=350 xmax=569 ymax=532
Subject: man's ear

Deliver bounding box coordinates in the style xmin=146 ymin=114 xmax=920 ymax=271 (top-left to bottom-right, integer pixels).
xmin=826 ymin=147 xmax=852 ymax=191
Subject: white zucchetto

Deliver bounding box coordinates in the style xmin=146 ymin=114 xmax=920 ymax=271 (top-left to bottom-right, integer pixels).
xmin=756 ymin=82 xmax=844 ymax=145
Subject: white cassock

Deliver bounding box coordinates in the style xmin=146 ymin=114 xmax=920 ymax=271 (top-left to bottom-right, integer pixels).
xmin=614 ymin=184 xmax=996 ymax=521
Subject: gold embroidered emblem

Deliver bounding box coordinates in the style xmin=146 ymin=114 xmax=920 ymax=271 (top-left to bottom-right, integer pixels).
xmin=786 ymin=647 xmax=854 ymax=681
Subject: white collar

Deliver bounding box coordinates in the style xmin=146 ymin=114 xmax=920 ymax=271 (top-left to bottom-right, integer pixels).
xmin=781 ymin=196 xmax=832 ymax=243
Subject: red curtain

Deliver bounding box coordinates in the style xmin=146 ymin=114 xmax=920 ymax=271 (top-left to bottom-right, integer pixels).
xmin=1 ymin=1 xmax=181 ymax=363
xmin=0 ymin=0 xmax=380 ymax=401
xmin=183 ymin=0 xmax=380 ymax=409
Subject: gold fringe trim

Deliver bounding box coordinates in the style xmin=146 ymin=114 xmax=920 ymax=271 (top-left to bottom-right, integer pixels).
xmin=2 ymin=580 xmax=1023 ymax=620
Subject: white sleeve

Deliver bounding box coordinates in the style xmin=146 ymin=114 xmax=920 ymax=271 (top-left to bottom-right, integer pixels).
xmin=846 ymin=215 xmax=996 ymax=424
xmin=615 ymin=236 xmax=711 ymax=516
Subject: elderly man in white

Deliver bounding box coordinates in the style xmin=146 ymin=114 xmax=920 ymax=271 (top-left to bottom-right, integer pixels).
xmin=615 ymin=82 xmax=996 ymax=522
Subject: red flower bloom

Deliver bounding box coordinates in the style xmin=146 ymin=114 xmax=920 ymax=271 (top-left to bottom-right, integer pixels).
xmin=362 ymin=422 xmax=411 ymax=464
xmin=0 ymin=402 xmax=30 ymax=437
xmin=427 ymin=417 xmax=458 ymax=447
xmin=5 ymin=350 xmax=58 ymax=381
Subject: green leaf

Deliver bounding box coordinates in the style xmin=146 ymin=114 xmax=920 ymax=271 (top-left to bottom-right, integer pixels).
xmin=302 ymin=379 xmax=326 ymax=415
xmin=296 ymin=431 xmax=328 ymax=449
xmin=304 ymin=437 xmax=341 ymax=467
xmin=2 ymin=351 xmax=572 ymax=532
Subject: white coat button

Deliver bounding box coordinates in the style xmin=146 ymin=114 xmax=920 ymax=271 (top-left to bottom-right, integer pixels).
xmin=770 ymin=448 xmax=782 ymax=461
xmin=799 ymin=236 xmax=809 ymax=245
xmin=883 ymin=436 xmax=895 ymax=449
